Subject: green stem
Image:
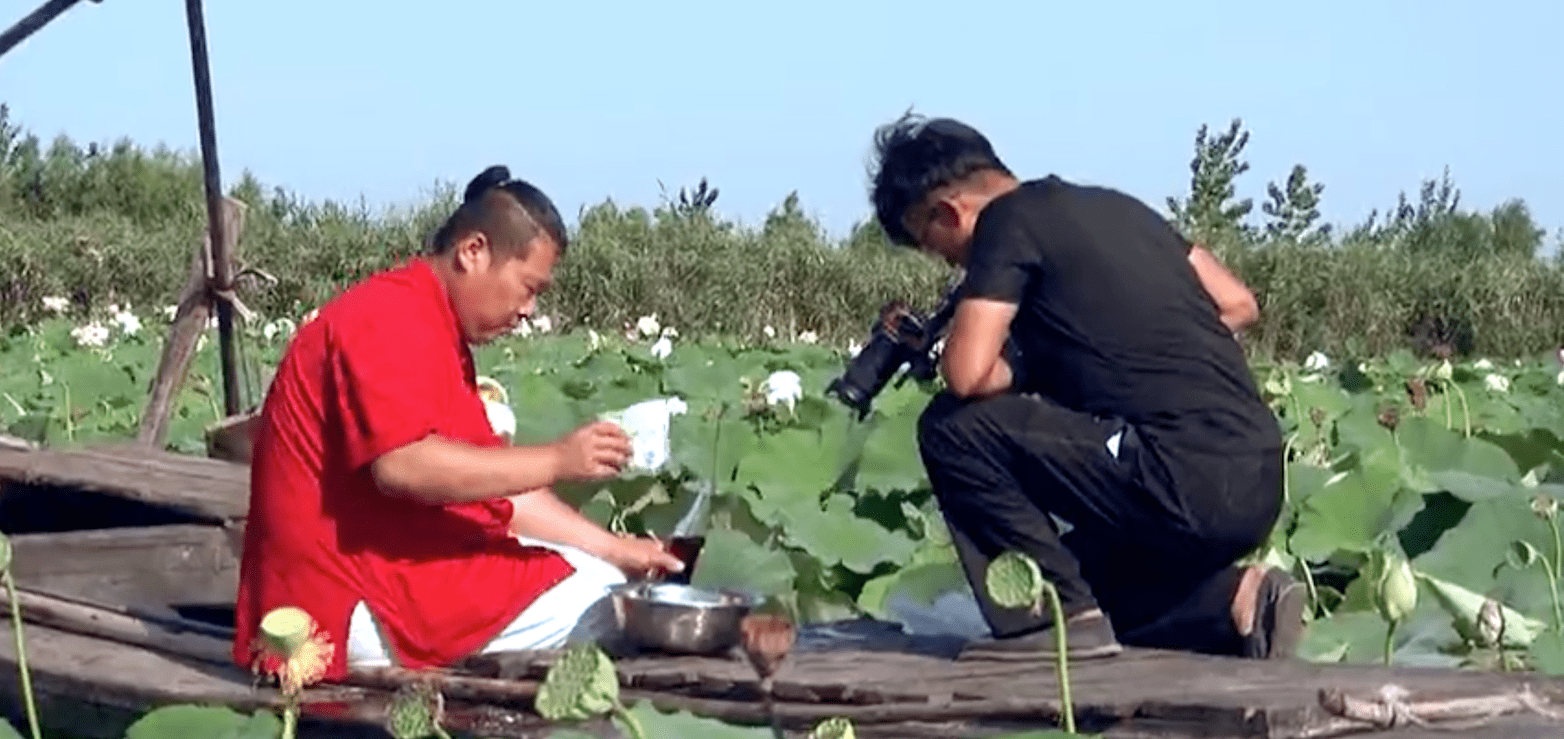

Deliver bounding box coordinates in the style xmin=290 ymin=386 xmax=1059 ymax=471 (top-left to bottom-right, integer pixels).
xmin=61 ymin=381 xmax=72 ymax=443
xmin=1383 ymin=619 xmax=1396 ymax=667
xmin=1449 ymin=381 xmax=1471 ymax=437
xmin=1043 ymin=583 xmax=1076 ymax=735
xmin=614 ymin=702 xmax=648 ymax=739
xmin=1545 ymin=555 xmax=1563 ymax=635
xmin=432 ymin=725 xmax=454 ymax=739
xmin=1299 ymin=561 xmax=1322 ymax=620
xmin=5 ymin=573 xmax=42 ymax=739
xmin=280 ymin=704 xmax=297 ymax=739
xmin=1551 ymin=518 xmax=1564 ymax=633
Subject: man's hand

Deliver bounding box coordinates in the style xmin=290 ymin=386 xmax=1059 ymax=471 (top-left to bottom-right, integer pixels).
xmin=553 ymin=421 xmax=634 ymax=481
xmin=940 ymin=298 xmax=1019 ymax=398
xmin=603 ymin=535 xmax=686 ymax=580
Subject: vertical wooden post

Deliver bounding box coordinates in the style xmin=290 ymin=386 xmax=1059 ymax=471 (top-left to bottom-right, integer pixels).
xmin=136 ymin=197 xmax=246 ymax=450
xmin=182 ymin=0 xmax=241 ymax=418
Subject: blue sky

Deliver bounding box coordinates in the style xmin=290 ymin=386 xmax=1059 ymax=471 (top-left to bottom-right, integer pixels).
xmin=2 ymin=0 xmax=1559 ymax=244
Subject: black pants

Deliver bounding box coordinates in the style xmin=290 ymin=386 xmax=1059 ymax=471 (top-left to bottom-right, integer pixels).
xmin=917 ymin=390 xmax=1283 ymax=655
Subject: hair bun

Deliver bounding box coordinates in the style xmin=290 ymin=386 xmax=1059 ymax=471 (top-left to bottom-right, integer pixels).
xmin=464 ymin=165 xmax=512 ymax=203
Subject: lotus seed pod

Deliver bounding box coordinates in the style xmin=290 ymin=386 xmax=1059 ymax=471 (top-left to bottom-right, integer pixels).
xmin=809 ymin=717 xmax=856 ymax=739
xmin=260 ymin=606 xmax=314 ymax=659
xmin=985 ymin=551 xmax=1044 ymax=611
xmin=1532 ymin=495 xmax=1558 ymax=522
xmin=740 ymin=613 xmax=796 ymax=680
xmin=1372 ymin=550 xmax=1417 ymax=625
xmin=386 ymin=683 xmax=437 ymax=739
xmin=536 ymin=643 xmax=618 ymax=721
xmin=474 ymin=375 xmax=509 ymax=405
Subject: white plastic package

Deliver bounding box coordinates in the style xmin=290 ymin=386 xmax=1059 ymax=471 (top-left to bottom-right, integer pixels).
xmin=598 ymin=397 xmax=688 ymax=472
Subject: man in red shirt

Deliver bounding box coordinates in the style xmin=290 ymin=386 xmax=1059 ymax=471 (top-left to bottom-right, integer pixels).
xmin=233 ymin=166 xmax=682 ymax=680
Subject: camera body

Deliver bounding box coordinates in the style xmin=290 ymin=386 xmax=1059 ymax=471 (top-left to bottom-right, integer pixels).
xmin=827 ymin=288 xmax=961 ymax=419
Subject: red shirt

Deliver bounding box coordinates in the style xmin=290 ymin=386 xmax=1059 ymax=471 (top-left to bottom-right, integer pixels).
xmin=232 ymin=258 xmax=575 ymax=680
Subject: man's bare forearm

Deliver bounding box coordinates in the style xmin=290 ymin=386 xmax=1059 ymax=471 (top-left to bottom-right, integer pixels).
xmin=371 ymin=435 xmax=562 ymax=505
xmin=945 ymin=355 xmax=1014 ymax=399
xmin=506 ymin=488 xmax=624 ymax=561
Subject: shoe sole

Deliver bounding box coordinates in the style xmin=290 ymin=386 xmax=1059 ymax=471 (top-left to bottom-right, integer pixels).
xmin=1258 ymin=574 xmax=1307 ymax=659
xmin=958 ymin=641 xmax=1124 ymax=662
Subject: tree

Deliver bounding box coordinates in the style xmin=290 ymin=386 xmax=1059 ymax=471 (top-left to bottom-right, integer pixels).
xmin=1167 ymin=118 xmax=1254 ymax=247
xmin=1262 ymin=164 xmax=1328 ymax=243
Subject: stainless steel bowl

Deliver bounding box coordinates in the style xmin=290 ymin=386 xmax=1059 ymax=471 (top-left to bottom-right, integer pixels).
xmin=607 ymin=582 xmax=765 ymax=655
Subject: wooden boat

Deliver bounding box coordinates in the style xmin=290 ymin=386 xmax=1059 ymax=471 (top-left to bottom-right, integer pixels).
xmin=6 ymin=442 xmax=1564 ymax=739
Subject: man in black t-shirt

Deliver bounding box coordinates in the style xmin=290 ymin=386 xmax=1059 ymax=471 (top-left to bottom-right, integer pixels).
xmin=866 ymin=113 xmax=1299 ymax=661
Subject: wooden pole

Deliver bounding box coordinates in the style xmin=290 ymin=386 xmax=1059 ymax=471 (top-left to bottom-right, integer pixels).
xmin=0 ymin=0 xmax=92 ymax=59
xmin=182 ymin=0 xmax=241 ymax=418
xmin=137 ymin=196 xmax=246 ymax=449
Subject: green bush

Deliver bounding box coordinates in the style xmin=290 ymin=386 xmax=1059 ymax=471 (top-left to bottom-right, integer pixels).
xmin=1 ymin=104 xmax=1560 ymax=359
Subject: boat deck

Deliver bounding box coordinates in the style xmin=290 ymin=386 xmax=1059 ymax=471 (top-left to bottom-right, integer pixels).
xmin=2 ymin=444 xmax=1563 ymax=738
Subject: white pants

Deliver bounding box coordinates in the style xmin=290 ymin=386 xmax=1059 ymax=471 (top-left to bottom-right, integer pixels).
xmin=345 ymin=536 xmax=627 ymax=667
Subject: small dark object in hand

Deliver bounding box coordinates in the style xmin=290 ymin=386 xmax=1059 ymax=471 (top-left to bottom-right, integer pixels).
xmin=665 ymin=535 xmax=705 ymax=585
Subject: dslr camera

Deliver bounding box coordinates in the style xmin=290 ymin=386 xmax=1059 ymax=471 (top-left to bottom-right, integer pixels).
xmin=827 ymin=284 xmax=962 ymax=419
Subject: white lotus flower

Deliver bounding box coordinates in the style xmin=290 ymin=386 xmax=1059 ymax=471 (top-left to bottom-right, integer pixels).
xmin=847 ymin=340 xmax=863 ymax=357
xmin=636 ymin=314 xmax=660 ymax=338
xmin=511 ymin=319 xmax=533 ymax=337
xmin=1303 ymin=351 xmax=1329 ymax=371
xmin=264 ymin=318 xmax=297 ymax=342
xmin=162 ymin=305 xmax=179 ymax=321
xmin=587 ymin=329 xmax=602 ymax=351
xmin=1484 ymin=374 xmax=1510 ymax=393
xmin=531 ymin=315 xmax=553 ymax=333
xmin=763 ymin=325 xmax=776 ymax=339
xmin=70 ymin=322 xmax=110 ymax=348
xmin=762 ymin=370 xmax=803 ymax=410
xmin=301 ymin=307 xmax=320 ymax=325
xmin=650 ymin=335 xmax=672 ymax=359
xmin=1473 ymin=358 xmax=1494 ymax=370
xmin=111 ymin=308 xmax=141 ymax=336
xmin=1556 ymin=370 xmax=1564 ymax=386
xmin=41 ymin=296 xmax=68 ymax=313
xmin=797 ymin=330 xmax=818 ymax=344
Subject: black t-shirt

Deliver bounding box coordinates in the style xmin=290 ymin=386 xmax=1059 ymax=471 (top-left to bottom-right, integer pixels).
xmin=961 ymin=176 xmax=1281 ymax=458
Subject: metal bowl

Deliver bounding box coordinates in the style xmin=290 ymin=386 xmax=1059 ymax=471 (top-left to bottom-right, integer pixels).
xmin=607 ymin=582 xmax=765 ymax=655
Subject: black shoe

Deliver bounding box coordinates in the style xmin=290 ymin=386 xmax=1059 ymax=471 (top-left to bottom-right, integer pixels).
xmin=1243 ymin=567 xmax=1306 ymax=659
xmin=958 ymin=609 xmax=1123 ymax=661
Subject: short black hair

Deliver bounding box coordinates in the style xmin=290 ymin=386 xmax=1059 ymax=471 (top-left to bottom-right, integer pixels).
xmin=430 ymin=165 xmax=569 ymax=257
xmin=868 ymin=111 xmax=1012 ymax=246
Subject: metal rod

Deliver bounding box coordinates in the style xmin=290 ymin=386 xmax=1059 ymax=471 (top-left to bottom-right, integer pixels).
xmin=0 ymin=0 xmax=86 ymax=59
xmin=182 ymin=0 xmax=241 ymax=417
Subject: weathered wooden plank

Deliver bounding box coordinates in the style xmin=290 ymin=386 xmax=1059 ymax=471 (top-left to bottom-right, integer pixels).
xmin=0 ymin=585 xmax=233 ymax=666
xmin=0 ymin=445 xmax=248 ymax=522
xmin=7 ymin=524 xmax=239 ymax=607
xmin=467 ymin=628 xmax=1564 ymax=738
xmin=0 ymin=621 xmax=574 ymax=739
